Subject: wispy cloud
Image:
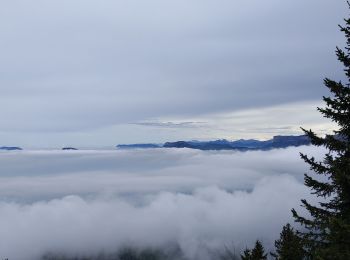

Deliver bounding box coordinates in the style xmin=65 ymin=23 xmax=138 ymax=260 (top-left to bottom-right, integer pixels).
xmin=131 ymin=121 xmax=207 ymax=128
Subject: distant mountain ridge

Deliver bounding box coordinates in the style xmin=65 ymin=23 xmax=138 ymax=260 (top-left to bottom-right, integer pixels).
xmin=117 ymin=143 xmax=161 ymax=149
xmin=117 ymin=135 xmax=311 ymax=151
xmin=0 ymin=146 xmax=22 ymax=151
xmin=62 ymin=147 xmax=78 ymax=151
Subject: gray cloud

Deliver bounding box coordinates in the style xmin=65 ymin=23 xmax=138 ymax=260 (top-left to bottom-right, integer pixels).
xmin=0 ymin=146 xmax=325 ymax=259
xmin=0 ymin=0 xmax=346 ymax=144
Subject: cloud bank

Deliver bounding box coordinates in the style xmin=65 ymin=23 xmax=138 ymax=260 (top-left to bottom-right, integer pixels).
xmin=0 ymin=146 xmax=324 ymax=259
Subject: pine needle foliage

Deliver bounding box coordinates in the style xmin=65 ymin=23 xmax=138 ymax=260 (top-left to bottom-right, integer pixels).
xmin=291 ymin=2 xmax=350 ymax=259
xmin=240 ymin=240 xmax=267 ymax=260
xmin=271 ymin=223 xmax=305 ymax=260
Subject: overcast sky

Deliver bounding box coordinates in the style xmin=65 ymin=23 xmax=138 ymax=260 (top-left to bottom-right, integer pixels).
xmin=0 ymin=0 xmax=346 ymax=148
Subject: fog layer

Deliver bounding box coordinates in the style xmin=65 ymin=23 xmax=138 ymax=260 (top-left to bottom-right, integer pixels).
xmin=0 ymin=147 xmax=322 ymax=259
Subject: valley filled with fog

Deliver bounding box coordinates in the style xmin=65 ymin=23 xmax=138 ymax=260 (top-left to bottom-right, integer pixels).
xmin=0 ymin=146 xmax=324 ymax=260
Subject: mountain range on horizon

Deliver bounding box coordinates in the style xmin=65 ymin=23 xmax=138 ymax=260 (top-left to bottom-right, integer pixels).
xmin=117 ymin=135 xmax=311 ymax=151
xmin=0 ymin=135 xmax=311 ymax=151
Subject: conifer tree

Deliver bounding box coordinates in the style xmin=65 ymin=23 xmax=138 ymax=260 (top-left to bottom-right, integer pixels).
xmin=241 ymin=249 xmax=252 ymax=260
xmin=291 ymin=2 xmax=350 ymax=258
xmin=271 ymin=223 xmax=304 ymax=260
xmin=240 ymin=240 xmax=267 ymax=260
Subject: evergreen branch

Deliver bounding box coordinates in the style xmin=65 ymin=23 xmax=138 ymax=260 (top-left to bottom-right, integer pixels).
xmin=300 ymin=128 xmax=325 ymax=147
xmin=300 ymin=153 xmax=330 ymax=174
xmin=304 ymin=174 xmax=334 ymax=197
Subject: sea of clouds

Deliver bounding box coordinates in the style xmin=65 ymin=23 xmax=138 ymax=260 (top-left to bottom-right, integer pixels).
xmin=0 ymin=146 xmax=325 ymax=259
